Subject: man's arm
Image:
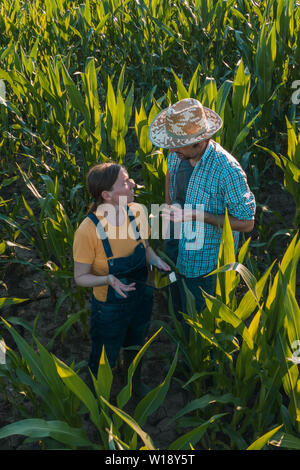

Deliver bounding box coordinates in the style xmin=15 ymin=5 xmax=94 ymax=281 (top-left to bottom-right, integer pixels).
xmin=203 ymin=212 xmax=254 ymax=233
xmin=161 ymin=206 xmax=254 ymax=233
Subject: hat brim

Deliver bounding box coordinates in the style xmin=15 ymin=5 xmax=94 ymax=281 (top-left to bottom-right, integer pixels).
xmin=148 ymin=105 xmax=223 ymax=149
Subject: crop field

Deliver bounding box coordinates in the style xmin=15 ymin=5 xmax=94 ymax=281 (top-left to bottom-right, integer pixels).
xmin=0 ymin=0 xmax=300 ymax=451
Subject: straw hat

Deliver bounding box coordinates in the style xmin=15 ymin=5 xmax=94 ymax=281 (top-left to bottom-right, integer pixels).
xmin=148 ymin=98 xmax=223 ymax=149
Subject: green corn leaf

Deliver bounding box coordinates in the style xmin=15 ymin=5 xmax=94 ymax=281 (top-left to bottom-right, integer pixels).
xmin=100 ymin=396 xmax=156 ymax=450
xmin=237 ymin=237 xmax=251 ymax=264
xmin=182 ymin=314 xmax=233 ymax=361
xmin=172 ymin=70 xmax=189 ymax=100
xmin=135 ymin=103 xmax=152 ymax=156
xmin=48 ymin=311 xmax=84 ymax=347
xmin=182 ymin=371 xmax=217 ymax=389
xmin=34 ymin=339 xmax=76 ymax=421
xmin=232 ymin=59 xmax=250 ymax=126
xmin=168 ymin=413 xmax=227 ymax=450
xmin=92 ymin=345 xmax=113 ymax=401
xmin=5 ymin=317 xmax=34 ymax=333
xmin=286 ymin=117 xmax=300 ymax=168
xmin=275 ymin=433 xmax=300 ymax=450
xmin=116 ymin=328 xmax=162 ymax=409
xmin=202 ymin=292 xmax=254 ymax=350
xmin=22 ymin=194 xmax=35 ymax=219
xmin=188 ymin=64 xmax=201 ymax=97
xmin=247 ymin=425 xmax=283 ymax=450
xmin=94 ymin=12 xmax=111 ymax=34
xmin=201 ymin=77 xmax=217 ymax=110
xmin=0 ymin=242 xmax=5 ymax=255
xmin=281 ymin=273 xmax=300 ymax=351
xmin=235 ymin=310 xmax=262 ymax=382
xmin=16 ymin=162 xmax=43 ymax=200
xmin=277 ymin=333 xmax=300 ymax=423
xmin=124 ymin=83 xmax=134 ymax=128
xmin=61 ymin=63 xmax=91 ymax=130
xmin=133 ymin=346 xmax=178 ymax=426
xmin=266 ymin=234 xmax=300 ymax=312
xmin=151 ymin=16 xmax=177 ymax=39
xmin=0 ymin=419 xmax=93 ymax=448
xmin=214 ymin=209 xmax=236 ymax=304
xmin=169 ymin=394 xmax=239 ymax=423
xmin=83 ymin=57 xmax=101 ymax=131
xmin=82 ymin=0 xmax=91 ymax=25
xmin=115 ymin=92 xmax=126 ymax=136
xmin=0 ymin=298 xmax=29 ymax=309
xmin=255 ymin=143 xmax=285 ymax=171
xmin=234 ymin=261 xmax=276 ymax=321
xmin=0 ymin=318 xmax=49 ymax=384
xmin=232 ymin=108 xmax=262 ymax=154
xmin=54 ymin=356 xmax=101 ymax=430
xmin=215 ymin=79 xmax=232 ymax=122
xmin=117 ymin=64 xmax=126 ymax=95
xmin=210 ymin=261 xmax=259 ymax=304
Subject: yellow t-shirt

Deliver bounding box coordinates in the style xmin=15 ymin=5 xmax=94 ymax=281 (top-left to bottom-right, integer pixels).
xmin=73 ymin=203 xmax=150 ymax=302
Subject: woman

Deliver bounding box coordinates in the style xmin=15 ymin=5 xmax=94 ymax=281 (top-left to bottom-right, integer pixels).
xmin=73 ymin=162 xmax=170 ymax=397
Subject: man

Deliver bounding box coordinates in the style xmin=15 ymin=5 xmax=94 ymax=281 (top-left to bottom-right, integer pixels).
xmin=148 ymin=98 xmax=256 ymax=320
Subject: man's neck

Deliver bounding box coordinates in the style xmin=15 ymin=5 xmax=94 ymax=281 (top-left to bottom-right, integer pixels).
xmin=190 ymin=140 xmax=209 ymax=166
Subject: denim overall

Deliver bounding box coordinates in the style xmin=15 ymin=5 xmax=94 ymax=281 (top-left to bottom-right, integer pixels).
xmin=87 ymin=206 xmax=153 ymax=375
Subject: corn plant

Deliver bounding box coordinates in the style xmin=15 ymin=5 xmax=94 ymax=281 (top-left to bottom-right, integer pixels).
xmin=160 ymin=212 xmax=300 ymax=449
xmin=1 ymin=316 xmax=222 ymax=450
xmin=2 ymin=311 xmax=287 ymax=450
xmin=104 ymin=68 xmax=134 ymax=163
xmin=257 ymin=118 xmax=300 ymax=228
xmin=0 ymin=0 xmax=300 ymax=452
xmin=0 ymin=165 xmax=89 ymax=340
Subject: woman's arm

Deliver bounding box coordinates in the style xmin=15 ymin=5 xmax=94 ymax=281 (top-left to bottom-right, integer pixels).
xmin=74 ymin=261 xmax=136 ymax=298
xmin=144 ymin=242 xmax=171 ymax=271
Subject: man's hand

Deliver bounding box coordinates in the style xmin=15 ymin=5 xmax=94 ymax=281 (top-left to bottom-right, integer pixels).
xmin=161 ymin=204 xmax=254 ymax=233
xmin=161 ymin=205 xmax=199 ymax=223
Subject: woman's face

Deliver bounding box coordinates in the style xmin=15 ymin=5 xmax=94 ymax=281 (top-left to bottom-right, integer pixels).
xmin=104 ymin=168 xmax=135 ymax=206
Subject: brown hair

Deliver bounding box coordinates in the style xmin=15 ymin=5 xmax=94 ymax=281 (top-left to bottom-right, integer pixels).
xmin=86 ymin=162 xmax=123 ymax=214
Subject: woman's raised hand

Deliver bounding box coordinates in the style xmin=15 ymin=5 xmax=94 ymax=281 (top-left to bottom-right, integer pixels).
xmin=107 ymin=274 xmax=136 ymax=298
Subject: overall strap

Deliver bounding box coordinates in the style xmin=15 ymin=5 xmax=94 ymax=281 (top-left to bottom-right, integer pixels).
xmin=126 ymin=205 xmax=141 ymax=241
xmin=87 ymin=213 xmax=113 ymax=258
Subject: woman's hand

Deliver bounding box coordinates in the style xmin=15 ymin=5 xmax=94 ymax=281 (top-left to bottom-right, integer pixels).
xmin=151 ymin=257 xmax=171 ymax=272
xmin=146 ymin=245 xmax=171 ymax=272
xmin=107 ymin=274 xmax=136 ymax=298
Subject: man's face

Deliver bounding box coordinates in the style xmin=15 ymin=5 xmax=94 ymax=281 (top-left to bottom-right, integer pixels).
xmin=172 ymin=144 xmax=199 ymax=160
xmin=172 ymin=140 xmax=209 ymax=162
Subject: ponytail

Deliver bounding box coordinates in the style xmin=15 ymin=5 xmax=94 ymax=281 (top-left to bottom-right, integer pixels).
xmin=87 ymin=201 xmax=98 ymax=214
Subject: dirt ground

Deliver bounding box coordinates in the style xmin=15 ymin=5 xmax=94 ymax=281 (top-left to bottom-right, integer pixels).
xmin=0 ymin=170 xmax=299 ymax=450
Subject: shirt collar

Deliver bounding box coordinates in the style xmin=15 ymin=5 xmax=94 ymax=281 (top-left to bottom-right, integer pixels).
xmin=194 ymin=139 xmax=214 ymax=168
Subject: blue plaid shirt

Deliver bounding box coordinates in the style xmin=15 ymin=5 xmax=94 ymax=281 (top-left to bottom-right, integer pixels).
xmin=168 ymin=140 xmax=256 ymax=277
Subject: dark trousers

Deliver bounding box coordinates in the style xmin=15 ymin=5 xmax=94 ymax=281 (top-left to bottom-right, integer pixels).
xmin=164 ymin=233 xmax=216 ymax=333
xmin=88 ymin=286 xmax=153 ymax=375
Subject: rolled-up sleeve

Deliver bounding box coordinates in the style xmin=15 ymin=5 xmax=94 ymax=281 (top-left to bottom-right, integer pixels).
xmin=222 ymin=164 xmax=256 ymax=220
